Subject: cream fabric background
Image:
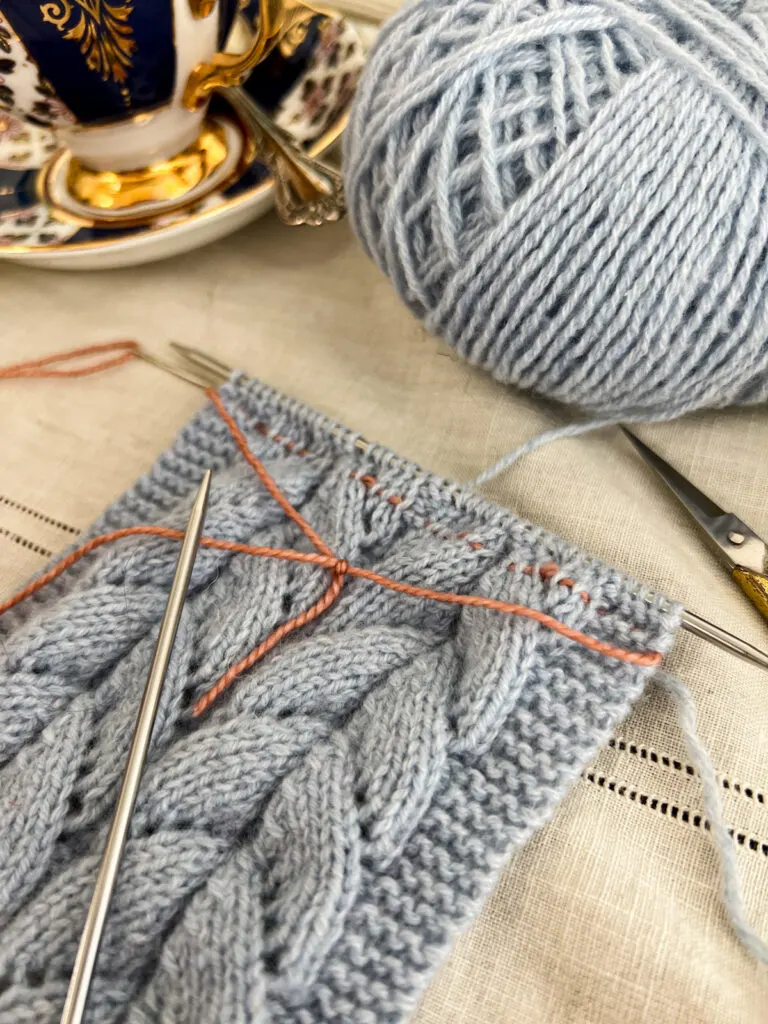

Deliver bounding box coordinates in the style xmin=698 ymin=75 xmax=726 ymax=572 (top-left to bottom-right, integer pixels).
xmin=2 ymin=2 xmax=768 ymax=1017
xmin=1 ymin=216 xmax=767 ymax=1024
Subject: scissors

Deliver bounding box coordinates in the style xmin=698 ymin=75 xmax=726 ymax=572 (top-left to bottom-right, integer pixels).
xmin=60 ymin=470 xmax=211 ymax=1024
xmin=622 ymin=429 xmax=768 ymax=625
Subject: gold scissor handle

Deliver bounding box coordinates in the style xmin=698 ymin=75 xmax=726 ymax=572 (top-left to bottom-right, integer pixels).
xmin=732 ymin=567 xmax=768 ymax=624
xmin=183 ymin=0 xmax=323 ymax=111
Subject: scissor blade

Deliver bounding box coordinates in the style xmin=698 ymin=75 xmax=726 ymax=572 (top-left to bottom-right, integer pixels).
xmin=622 ymin=428 xmax=726 ymax=519
xmin=621 ymin=428 xmax=767 ymax=574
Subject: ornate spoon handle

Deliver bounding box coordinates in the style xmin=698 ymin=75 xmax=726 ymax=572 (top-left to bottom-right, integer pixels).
xmin=224 ymin=85 xmax=345 ymax=227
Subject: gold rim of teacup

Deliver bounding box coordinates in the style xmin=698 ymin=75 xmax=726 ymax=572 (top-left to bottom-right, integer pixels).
xmin=66 ymin=120 xmax=228 ymax=213
xmin=4 ymin=109 xmax=345 ymax=252
xmin=38 ymin=114 xmax=249 ymax=229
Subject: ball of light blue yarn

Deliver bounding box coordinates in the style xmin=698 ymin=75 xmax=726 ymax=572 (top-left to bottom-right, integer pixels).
xmin=345 ymin=0 xmax=768 ymax=417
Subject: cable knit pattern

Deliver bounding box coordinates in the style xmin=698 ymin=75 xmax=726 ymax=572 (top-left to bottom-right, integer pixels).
xmin=345 ymin=0 xmax=768 ymax=417
xmin=0 ymin=375 xmax=680 ymax=1024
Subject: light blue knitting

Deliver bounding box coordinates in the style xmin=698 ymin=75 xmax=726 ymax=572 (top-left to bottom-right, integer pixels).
xmin=345 ymin=0 xmax=768 ymax=418
xmin=0 ymin=375 xmax=680 ymax=1023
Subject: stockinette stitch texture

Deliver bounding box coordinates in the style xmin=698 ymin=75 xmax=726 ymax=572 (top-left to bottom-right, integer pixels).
xmin=345 ymin=0 xmax=768 ymax=417
xmin=0 ymin=375 xmax=679 ymax=1023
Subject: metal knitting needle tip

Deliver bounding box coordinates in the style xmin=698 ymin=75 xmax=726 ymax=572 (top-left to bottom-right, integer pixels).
xmin=169 ymin=341 xmax=231 ymax=382
xmin=59 ymin=470 xmax=212 ymax=1024
xmin=136 ymin=346 xmax=223 ymax=390
xmin=681 ymin=608 xmax=768 ymax=672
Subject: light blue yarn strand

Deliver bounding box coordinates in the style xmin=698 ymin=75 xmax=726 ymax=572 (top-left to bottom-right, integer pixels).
xmin=472 ymin=423 xmax=768 ymax=964
xmin=469 ymin=418 xmax=620 ymax=486
xmin=656 ymin=673 xmax=768 ymax=965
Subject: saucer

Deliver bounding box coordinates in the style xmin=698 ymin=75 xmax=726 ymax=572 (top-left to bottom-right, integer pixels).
xmin=0 ymin=13 xmax=365 ymax=271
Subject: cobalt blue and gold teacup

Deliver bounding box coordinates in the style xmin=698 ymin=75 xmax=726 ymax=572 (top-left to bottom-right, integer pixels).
xmin=0 ymin=0 xmax=295 ymax=214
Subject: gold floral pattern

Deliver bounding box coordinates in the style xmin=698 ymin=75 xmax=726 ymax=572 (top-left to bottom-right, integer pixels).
xmin=39 ymin=0 xmax=135 ymax=85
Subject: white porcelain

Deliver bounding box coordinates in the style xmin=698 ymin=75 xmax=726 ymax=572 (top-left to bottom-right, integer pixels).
xmin=60 ymin=106 xmax=210 ymax=176
xmin=48 ymin=115 xmax=245 ymax=224
xmin=16 ymin=187 xmax=281 ymax=270
xmin=0 ymin=13 xmax=366 ymax=270
xmin=0 ymin=0 xmax=247 ymax=171
xmin=58 ymin=0 xmax=223 ymax=172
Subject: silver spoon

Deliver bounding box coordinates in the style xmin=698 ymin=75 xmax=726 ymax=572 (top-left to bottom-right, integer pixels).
xmin=224 ymin=85 xmax=345 ymax=227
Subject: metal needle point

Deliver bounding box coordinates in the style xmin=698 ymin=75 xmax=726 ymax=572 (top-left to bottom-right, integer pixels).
xmin=681 ymin=609 xmax=768 ymax=672
xmin=59 ymin=470 xmax=212 ymax=1024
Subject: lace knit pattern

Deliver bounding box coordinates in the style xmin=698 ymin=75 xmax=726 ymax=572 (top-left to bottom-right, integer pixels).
xmin=0 ymin=374 xmax=680 ymax=1023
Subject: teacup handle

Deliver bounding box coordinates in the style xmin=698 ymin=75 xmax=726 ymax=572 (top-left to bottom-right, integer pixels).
xmin=183 ymin=0 xmax=317 ymax=111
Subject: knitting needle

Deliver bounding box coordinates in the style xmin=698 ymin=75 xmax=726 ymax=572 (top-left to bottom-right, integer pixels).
xmin=170 ymin=340 xmax=231 ymax=381
xmin=136 ymin=346 xmax=224 ymax=389
xmin=680 ymin=609 xmax=768 ymax=672
xmin=137 ymin=343 xmax=768 ymax=673
xmin=166 ymin=342 xmax=372 ymax=452
xmin=59 ymin=470 xmax=212 ymax=1024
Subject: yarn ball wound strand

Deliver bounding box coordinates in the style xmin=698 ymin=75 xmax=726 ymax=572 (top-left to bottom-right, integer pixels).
xmin=345 ymin=0 xmax=768 ymax=418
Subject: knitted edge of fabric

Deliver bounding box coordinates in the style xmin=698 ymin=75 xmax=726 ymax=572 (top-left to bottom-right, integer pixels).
xmin=0 ymin=372 xmax=683 ymax=627
xmin=0 ymin=373 xmax=682 ymax=1024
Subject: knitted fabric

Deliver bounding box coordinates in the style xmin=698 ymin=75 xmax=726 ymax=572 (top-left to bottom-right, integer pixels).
xmin=0 ymin=374 xmax=680 ymax=1024
xmin=345 ymin=0 xmax=768 ymax=418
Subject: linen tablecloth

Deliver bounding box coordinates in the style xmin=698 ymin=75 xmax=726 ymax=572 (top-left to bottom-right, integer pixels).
xmin=2 ymin=0 xmax=768 ymax=1007
xmin=1 ymin=212 xmax=766 ymax=1023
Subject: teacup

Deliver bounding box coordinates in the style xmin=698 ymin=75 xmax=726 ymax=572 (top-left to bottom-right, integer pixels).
xmin=0 ymin=0 xmax=291 ymax=211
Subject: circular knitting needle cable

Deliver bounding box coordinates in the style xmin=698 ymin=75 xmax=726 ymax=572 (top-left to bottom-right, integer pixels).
xmin=59 ymin=470 xmax=212 ymax=1024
